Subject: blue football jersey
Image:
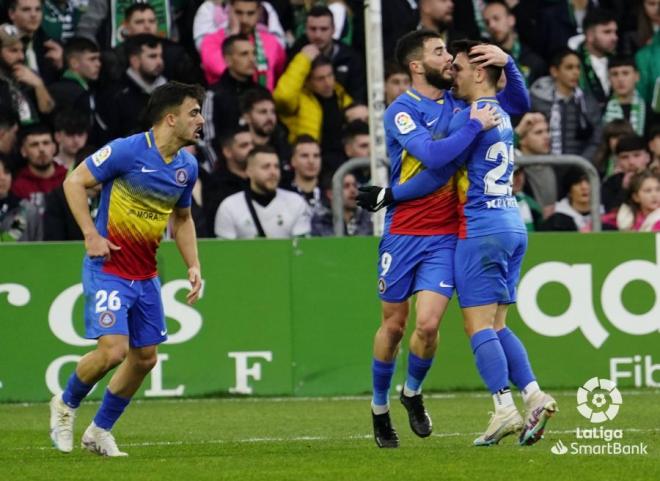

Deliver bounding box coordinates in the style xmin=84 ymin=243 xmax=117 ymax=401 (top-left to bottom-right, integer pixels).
xmin=447 ymin=98 xmax=526 ymax=238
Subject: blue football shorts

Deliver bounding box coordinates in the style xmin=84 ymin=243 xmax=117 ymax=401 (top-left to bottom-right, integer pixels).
xmin=377 ymin=233 xmax=457 ymax=303
xmin=454 ymin=232 xmax=527 ymax=308
xmin=82 ymin=266 xmax=167 ymax=348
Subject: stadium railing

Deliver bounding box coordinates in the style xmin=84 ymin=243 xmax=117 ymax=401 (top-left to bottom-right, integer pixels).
xmin=332 ymin=155 xmax=602 ymax=236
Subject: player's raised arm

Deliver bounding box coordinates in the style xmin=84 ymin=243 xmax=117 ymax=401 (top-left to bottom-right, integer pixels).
xmin=63 ymin=161 xmax=120 ymax=260
xmin=468 ymin=44 xmax=531 ymax=115
xmin=387 ymin=103 xmax=500 ymax=171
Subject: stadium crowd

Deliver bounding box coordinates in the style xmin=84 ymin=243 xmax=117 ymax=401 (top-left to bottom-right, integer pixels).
xmin=0 ymin=0 xmax=659 ymax=242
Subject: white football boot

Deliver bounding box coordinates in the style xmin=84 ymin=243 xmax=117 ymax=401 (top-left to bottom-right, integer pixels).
xmin=473 ymin=404 xmax=524 ymax=446
xmin=81 ymin=422 xmax=128 ymax=457
xmin=50 ymin=395 xmax=76 ymax=453
xmin=519 ymin=392 xmax=558 ymax=446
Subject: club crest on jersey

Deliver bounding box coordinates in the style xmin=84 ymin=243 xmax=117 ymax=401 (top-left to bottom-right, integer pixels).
xmin=394 ymin=112 xmax=416 ymax=134
xmin=99 ymin=311 xmax=116 ymax=328
xmin=175 ymin=168 xmax=188 ymax=185
xmin=91 ymin=145 xmax=112 ymax=166
xmin=378 ymin=277 xmax=387 ymax=294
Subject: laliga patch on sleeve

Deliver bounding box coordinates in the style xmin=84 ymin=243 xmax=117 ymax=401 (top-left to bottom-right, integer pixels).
xmin=394 ymin=111 xmax=416 ymax=134
xmin=91 ymin=145 xmax=112 ymax=167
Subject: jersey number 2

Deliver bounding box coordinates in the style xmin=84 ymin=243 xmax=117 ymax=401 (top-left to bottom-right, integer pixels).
xmin=484 ymin=142 xmax=514 ymax=196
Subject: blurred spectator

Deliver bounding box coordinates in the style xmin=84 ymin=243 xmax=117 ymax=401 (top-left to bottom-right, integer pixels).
xmin=201 ymin=126 xmax=253 ymax=234
xmin=515 ymin=112 xmax=557 ymax=217
xmin=344 ymin=102 xmax=368 ymax=124
xmin=311 ymin=171 xmax=372 ymax=236
xmin=512 ymin=166 xmax=543 ymax=231
xmin=200 ymin=0 xmax=286 ymax=89
xmin=42 ymin=0 xmax=86 ymax=44
xmin=11 ymin=123 xmax=66 ymax=213
xmin=649 ymin=124 xmax=660 ymax=170
xmin=381 ymin=0 xmax=418 ymax=60
xmin=384 ymin=60 xmax=410 ymax=106
xmin=482 ymin=0 xmax=546 ymax=86
xmin=613 ymin=169 xmax=660 ymax=231
xmin=43 ymin=151 xmax=101 ymax=240
xmin=101 ymin=34 xmax=167 ymax=138
xmin=530 ymin=48 xmax=601 ymax=164
xmin=290 ymin=0 xmax=353 ymax=46
xmin=535 ymin=0 xmax=594 ymax=60
xmin=193 ymin=0 xmax=285 ymax=50
xmin=285 ymin=135 xmax=323 ymax=215
xmin=94 ymin=3 xmax=200 ymax=87
xmin=603 ymin=56 xmax=647 ymax=136
xmin=342 ymin=119 xmax=369 ymax=160
xmin=0 ymin=23 xmax=55 ymax=124
xmin=214 ymin=145 xmax=311 ymax=239
xmin=418 ymin=0 xmax=466 ymax=46
xmin=0 ymin=109 xmax=19 ymax=162
xmin=274 ymin=48 xmax=352 ymax=165
xmin=77 ymin=0 xmax=173 ymax=49
xmin=202 ymin=34 xmax=265 ymax=148
xmin=575 ymin=8 xmax=618 ymax=109
xmin=240 ymin=88 xmax=291 ymax=166
xmin=601 ymin=134 xmax=651 ymax=212
xmin=621 ymin=0 xmax=660 ymax=54
xmin=8 ymin=0 xmax=62 ymax=83
xmin=53 ymin=109 xmax=88 ymax=173
xmin=288 ymin=5 xmax=365 ymax=102
xmin=634 ymin=29 xmax=660 ymax=112
xmin=0 ymin=154 xmax=41 ymax=241
xmin=48 ymin=37 xmax=104 ymax=139
xmin=540 ymin=167 xmax=598 ymax=232
xmin=593 ymin=118 xmax=635 ymax=177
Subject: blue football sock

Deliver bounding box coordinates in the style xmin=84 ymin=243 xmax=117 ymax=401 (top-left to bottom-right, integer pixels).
xmin=93 ymin=389 xmax=131 ymax=431
xmin=61 ymin=372 xmax=93 ymax=408
xmin=404 ymin=352 xmax=433 ymax=394
xmin=372 ymin=358 xmax=396 ymax=407
xmin=470 ymin=329 xmax=509 ymax=394
xmin=497 ymin=327 xmax=536 ymax=390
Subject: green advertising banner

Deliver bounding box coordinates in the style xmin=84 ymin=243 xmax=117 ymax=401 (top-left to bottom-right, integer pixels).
xmin=0 ymin=233 xmax=658 ymax=402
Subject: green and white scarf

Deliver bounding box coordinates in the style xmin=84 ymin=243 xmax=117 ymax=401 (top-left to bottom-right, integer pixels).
xmin=252 ymin=29 xmax=268 ymax=88
xmin=603 ymin=90 xmax=646 ymax=136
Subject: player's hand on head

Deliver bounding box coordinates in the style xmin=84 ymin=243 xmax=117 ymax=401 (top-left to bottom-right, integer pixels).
xmin=470 ymin=103 xmax=501 ymax=130
xmin=468 ymin=44 xmax=508 ymax=67
xmin=186 ymin=266 xmax=202 ymax=305
xmin=84 ymin=233 xmax=120 ymax=261
xmin=357 ymin=186 xmax=393 ymax=212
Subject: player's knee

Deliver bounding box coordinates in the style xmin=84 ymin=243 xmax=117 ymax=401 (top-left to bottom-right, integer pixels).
xmin=102 ymin=346 xmax=129 ymax=369
xmin=414 ymin=321 xmax=439 ymax=344
xmin=381 ymin=321 xmax=406 ymax=343
xmin=133 ymin=353 xmax=158 ymax=373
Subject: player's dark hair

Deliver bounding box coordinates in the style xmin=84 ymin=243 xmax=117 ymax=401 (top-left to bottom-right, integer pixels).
xmin=342 ymin=120 xmax=369 ymax=145
xmin=239 ymin=88 xmax=273 ymax=114
xmin=607 ymin=55 xmax=637 ymax=71
xmin=307 ymin=5 xmax=334 ymax=23
xmin=394 ymin=29 xmax=442 ymax=76
xmin=125 ymin=2 xmax=156 ymax=20
xmin=615 ymin=135 xmax=648 ymax=155
xmin=583 ymin=8 xmax=617 ymax=31
xmin=549 ymin=47 xmax=579 ymax=68
xmin=451 ymin=40 xmax=502 ymax=87
xmin=292 ymin=134 xmax=319 ymax=154
xmin=247 ymin=144 xmax=278 ymax=164
xmin=310 ymin=54 xmax=333 ymax=72
xmin=125 ymin=33 xmax=162 ymax=58
xmin=63 ymin=37 xmax=99 ymax=66
xmin=222 ymin=33 xmax=251 ymax=58
xmin=53 ymin=109 xmax=90 ymax=135
xmin=484 ymin=0 xmax=512 ymax=15
xmin=18 ymin=123 xmax=53 ymax=146
xmin=145 ymin=81 xmax=205 ymax=124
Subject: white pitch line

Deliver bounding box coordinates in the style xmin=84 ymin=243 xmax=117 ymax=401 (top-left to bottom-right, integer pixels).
xmin=11 ymin=428 xmax=660 ymax=452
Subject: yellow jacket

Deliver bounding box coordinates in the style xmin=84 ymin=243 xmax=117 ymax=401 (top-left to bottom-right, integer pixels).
xmin=274 ymin=52 xmax=353 ymax=144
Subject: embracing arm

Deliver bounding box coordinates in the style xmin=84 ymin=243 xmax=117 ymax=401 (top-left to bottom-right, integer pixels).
xmin=496 ymin=57 xmax=531 ymax=115
xmin=172 ymin=207 xmax=202 ymax=304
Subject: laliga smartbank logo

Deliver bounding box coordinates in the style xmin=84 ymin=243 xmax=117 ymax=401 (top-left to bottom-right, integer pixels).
xmin=551 ymin=378 xmax=648 ymax=456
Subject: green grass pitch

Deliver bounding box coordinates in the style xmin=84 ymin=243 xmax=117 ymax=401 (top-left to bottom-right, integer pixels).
xmin=2 ymin=390 xmax=659 ymax=481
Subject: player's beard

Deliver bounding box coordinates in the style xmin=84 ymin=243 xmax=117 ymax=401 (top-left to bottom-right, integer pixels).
xmin=423 ymin=62 xmax=453 ymax=91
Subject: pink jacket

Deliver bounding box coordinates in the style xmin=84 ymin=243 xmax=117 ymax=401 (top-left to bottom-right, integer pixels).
xmin=200 ymin=26 xmax=286 ymax=90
